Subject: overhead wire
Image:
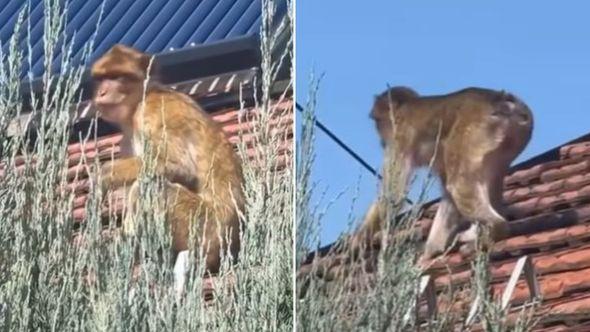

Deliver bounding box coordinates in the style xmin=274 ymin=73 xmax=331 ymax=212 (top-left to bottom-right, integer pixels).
xmin=295 ymin=102 xmax=413 ymax=205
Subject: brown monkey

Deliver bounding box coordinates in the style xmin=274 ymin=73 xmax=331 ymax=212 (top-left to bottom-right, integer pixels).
xmin=363 ymin=86 xmax=533 ymax=260
xmin=91 ymin=44 xmax=244 ymax=273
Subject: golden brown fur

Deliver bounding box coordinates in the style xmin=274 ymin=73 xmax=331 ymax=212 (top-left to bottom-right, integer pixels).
xmin=92 ymin=44 xmax=244 ymax=273
xmin=363 ymin=86 xmax=533 ymax=259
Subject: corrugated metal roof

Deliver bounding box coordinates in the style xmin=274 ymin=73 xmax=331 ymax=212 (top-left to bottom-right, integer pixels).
xmin=0 ymin=0 xmax=286 ymax=78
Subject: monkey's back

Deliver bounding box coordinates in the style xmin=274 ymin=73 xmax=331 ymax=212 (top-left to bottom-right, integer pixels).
xmin=135 ymin=89 xmax=245 ymax=211
xmin=400 ymin=87 xmax=533 ymax=171
xmin=443 ymin=88 xmax=533 ymax=157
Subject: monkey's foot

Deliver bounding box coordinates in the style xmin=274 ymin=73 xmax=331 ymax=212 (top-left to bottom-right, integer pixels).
xmin=490 ymin=221 xmax=510 ymax=241
xmin=417 ymin=255 xmax=428 ymax=269
xmin=417 ymin=250 xmax=450 ymax=270
xmin=419 ymin=239 xmax=447 ymax=265
xmin=458 ymin=242 xmax=477 ymax=257
xmin=174 ymin=250 xmax=190 ymax=302
xmin=346 ymin=229 xmax=378 ymax=253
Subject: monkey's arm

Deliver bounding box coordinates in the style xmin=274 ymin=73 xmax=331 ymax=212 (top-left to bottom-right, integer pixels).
xmin=100 ymin=151 xmax=197 ymax=194
xmin=349 ymin=201 xmax=383 ymax=250
xmin=360 ymin=201 xmax=383 ymax=234
xmin=100 ymin=157 xmax=142 ymax=191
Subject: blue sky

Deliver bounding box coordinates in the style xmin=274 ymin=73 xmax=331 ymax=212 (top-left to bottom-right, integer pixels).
xmin=296 ymin=1 xmax=590 ymax=245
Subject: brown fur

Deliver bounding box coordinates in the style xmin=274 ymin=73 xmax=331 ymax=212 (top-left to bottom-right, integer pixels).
xmin=92 ymin=44 xmax=244 ymax=273
xmin=363 ymin=86 xmax=533 ymax=259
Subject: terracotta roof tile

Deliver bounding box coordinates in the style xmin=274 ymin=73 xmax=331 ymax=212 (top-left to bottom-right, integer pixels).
xmin=535 ymin=322 xmax=590 ymax=332
xmin=496 ymin=267 xmax=590 ymax=304
xmin=560 ymin=141 xmax=590 ymax=159
xmin=542 ymin=160 xmax=590 ymax=182
xmin=505 ymin=164 xmax=545 ymax=187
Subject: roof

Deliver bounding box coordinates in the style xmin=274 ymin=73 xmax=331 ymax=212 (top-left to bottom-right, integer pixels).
xmin=299 ymin=133 xmax=590 ymax=330
xmin=0 ymin=0 xmax=288 ymax=78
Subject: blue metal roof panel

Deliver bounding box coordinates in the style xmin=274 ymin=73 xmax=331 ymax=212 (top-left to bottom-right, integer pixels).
xmin=189 ymin=0 xmax=241 ymax=44
xmin=143 ymin=1 xmax=203 ymax=53
xmin=92 ymin=0 xmax=151 ymax=56
xmin=0 ymin=0 xmax=27 ymax=43
xmin=117 ymin=1 xmax=169 ymax=47
xmin=207 ymin=0 xmax=256 ymax=42
xmin=165 ymin=0 xmax=219 ymax=49
xmin=0 ymin=0 xmax=269 ymax=78
xmin=225 ymin=0 xmax=261 ymax=39
xmin=30 ymin=0 xmax=106 ymax=75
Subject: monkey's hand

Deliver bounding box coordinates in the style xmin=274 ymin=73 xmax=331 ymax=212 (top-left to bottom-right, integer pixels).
xmin=98 ymin=157 xmax=142 ymax=193
xmin=348 ymin=201 xmax=383 ymax=251
xmin=98 ymin=161 xmax=115 ymax=193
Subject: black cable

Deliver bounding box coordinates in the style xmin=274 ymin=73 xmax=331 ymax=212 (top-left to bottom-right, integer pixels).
xmin=295 ymin=102 xmax=413 ymax=205
xmin=295 ymin=102 xmax=382 ymax=179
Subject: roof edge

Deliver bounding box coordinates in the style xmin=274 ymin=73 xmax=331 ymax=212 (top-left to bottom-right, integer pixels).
xmin=20 ymin=34 xmax=263 ymax=105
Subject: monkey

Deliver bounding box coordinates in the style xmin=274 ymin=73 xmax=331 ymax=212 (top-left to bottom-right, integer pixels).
xmin=359 ymin=86 xmax=533 ymax=260
xmin=91 ymin=44 xmax=245 ymax=274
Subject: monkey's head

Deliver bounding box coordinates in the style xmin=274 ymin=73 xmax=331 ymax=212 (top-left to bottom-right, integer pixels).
xmin=91 ymin=44 xmax=159 ymax=125
xmin=370 ymin=86 xmax=419 ymax=147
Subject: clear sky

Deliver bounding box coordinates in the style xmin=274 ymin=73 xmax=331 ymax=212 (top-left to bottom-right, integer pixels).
xmin=296 ymin=1 xmax=590 ymax=245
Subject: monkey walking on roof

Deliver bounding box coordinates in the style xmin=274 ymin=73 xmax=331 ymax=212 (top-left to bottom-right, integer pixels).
xmin=357 ymin=86 xmax=533 ymax=261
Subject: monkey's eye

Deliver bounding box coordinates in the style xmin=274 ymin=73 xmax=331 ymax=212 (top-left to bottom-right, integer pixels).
xmin=96 ymin=72 xmax=135 ymax=82
xmin=107 ymin=75 xmax=124 ymax=81
xmin=117 ymin=74 xmax=140 ymax=83
xmin=94 ymin=75 xmax=112 ymax=82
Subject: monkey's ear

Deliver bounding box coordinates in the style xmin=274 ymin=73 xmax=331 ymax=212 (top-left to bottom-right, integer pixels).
xmin=138 ymin=54 xmax=160 ymax=78
xmin=110 ymin=44 xmax=130 ymax=54
xmin=111 ymin=44 xmax=159 ymax=78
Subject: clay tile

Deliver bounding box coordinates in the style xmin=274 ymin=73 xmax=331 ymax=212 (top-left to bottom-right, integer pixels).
xmin=560 ymin=142 xmax=590 ymax=159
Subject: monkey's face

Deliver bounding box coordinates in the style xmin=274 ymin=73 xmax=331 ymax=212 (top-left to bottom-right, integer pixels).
xmin=91 ymin=44 xmax=155 ymax=126
xmin=370 ymin=86 xmax=419 ymax=147
xmin=370 ymin=102 xmax=395 ymax=148
xmin=93 ymin=76 xmax=142 ymax=125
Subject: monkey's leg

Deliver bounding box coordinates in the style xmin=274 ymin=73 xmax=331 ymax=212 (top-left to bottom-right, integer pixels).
xmin=447 ymin=172 xmax=508 ymax=244
xmin=456 ymin=223 xmax=479 ymax=244
xmin=349 ymin=201 xmax=390 ymax=254
xmin=485 ymin=168 xmax=511 ymax=240
xmin=354 ymin=201 xmax=382 ymax=243
xmin=478 ymin=152 xmax=512 ymax=240
xmin=423 ymin=197 xmax=463 ymax=259
xmin=173 ymin=250 xmax=190 ymax=301
xmin=163 ymin=183 xmax=241 ymax=274
xmin=122 ymin=182 xmax=140 ymax=237
xmin=352 ymin=155 xmax=414 ymax=249
xmin=122 ymin=181 xmax=232 ymax=274
xmin=381 ymin=152 xmax=415 ymax=205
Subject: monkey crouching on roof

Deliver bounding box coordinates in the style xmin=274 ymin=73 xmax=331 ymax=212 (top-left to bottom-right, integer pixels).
xmin=91 ymin=44 xmax=245 ymax=274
